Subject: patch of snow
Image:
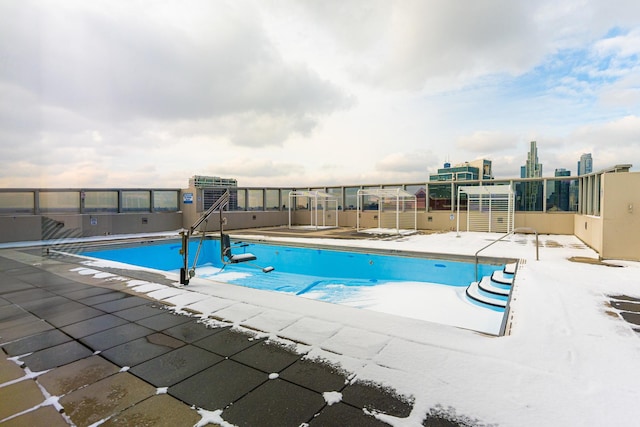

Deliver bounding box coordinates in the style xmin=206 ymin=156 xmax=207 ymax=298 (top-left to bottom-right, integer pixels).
xmin=195 ymin=409 xmax=237 ymax=427
xmin=268 ymin=373 xmax=279 ymax=380
xmin=156 ymin=387 xmax=168 ymax=395
xmin=323 ymin=391 xmax=342 ymax=406
xmin=119 ymin=366 xmax=130 ymax=372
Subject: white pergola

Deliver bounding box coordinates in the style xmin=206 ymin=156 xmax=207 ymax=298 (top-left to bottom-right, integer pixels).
xmin=288 ymin=190 xmax=339 ymax=230
xmin=356 ymin=188 xmax=417 ymax=235
xmin=456 ymin=185 xmax=515 ymax=234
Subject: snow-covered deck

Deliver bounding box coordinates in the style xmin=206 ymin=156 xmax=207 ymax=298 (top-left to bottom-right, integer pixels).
xmin=13 ymin=231 xmax=640 ymax=426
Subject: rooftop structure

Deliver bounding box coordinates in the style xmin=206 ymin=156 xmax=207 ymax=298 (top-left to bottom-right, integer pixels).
xmin=578 ymin=153 xmax=593 ymax=176
xmin=430 ymin=159 xmax=493 ymax=182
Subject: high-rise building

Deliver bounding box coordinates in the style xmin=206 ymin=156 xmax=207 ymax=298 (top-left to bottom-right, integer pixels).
xmin=551 ymin=168 xmax=571 ymax=211
xmin=429 ymin=159 xmax=492 ymax=182
xmin=518 ymin=141 xmax=544 ymax=211
xmin=577 ymin=153 xmax=593 ymax=176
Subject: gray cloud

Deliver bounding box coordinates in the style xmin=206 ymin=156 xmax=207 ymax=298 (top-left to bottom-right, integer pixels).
xmin=0 ymin=1 xmax=352 ymax=145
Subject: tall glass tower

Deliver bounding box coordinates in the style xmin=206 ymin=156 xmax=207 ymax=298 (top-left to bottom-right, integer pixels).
xmin=519 ymin=141 xmax=543 ymax=211
xmin=577 ymin=153 xmax=593 ymax=176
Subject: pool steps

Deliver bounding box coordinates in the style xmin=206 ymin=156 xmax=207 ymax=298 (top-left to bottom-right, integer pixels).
xmin=465 ymin=264 xmax=516 ymax=308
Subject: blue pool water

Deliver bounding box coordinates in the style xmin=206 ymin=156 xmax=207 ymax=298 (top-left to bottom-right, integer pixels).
xmin=82 ymin=238 xmax=503 ymax=295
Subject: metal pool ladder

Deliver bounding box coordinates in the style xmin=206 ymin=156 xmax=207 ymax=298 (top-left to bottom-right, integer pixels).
xmin=474 ymin=227 xmax=539 ymax=281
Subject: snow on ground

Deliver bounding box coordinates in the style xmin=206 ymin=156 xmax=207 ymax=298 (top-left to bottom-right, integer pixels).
xmin=74 ymin=231 xmax=640 ymax=426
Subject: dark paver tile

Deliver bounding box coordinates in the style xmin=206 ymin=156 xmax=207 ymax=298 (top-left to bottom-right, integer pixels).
xmin=2 ymin=328 xmax=72 ymax=356
xmin=341 ymin=381 xmax=413 ymax=418
xmin=136 ymin=311 xmax=193 ymax=331
xmin=0 ymin=280 xmax=34 ymax=295
xmin=621 ymin=311 xmax=640 ymax=325
xmin=46 ymin=305 xmax=105 ymax=328
xmin=0 ymin=312 xmax=41 ymax=332
xmin=60 ymin=372 xmax=156 ymax=427
xmin=24 ymin=299 xmax=85 ymax=318
xmin=608 ymin=294 xmax=640 ymax=302
xmin=101 ymin=333 xmax=185 ymax=367
xmin=1 ymin=405 xmax=69 ymax=427
xmin=2 ymin=288 xmax=57 ymax=304
xmin=0 ymin=304 xmax=27 ymax=322
xmin=79 ymin=291 xmax=128 ymax=306
xmin=163 ymin=320 xmax=224 ymax=343
xmin=193 ymin=328 xmax=262 ymax=357
xmin=46 ymin=282 xmax=94 ymax=294
xmin=19 ymin=295 xmax=74 ymax=314
xmin=223 ymin=378 xmax=326 ymax=427
xmin=81 ymin=323 xmax=154 ymax=351
xmin=113 ymin=304 xmax=165 ymax=322
xmin=0 ymin=317 xmax=54 ymax=344
xmin=17 ymin=271 xmax=71 ymax=286
xmin=61 ymin=314 xmax=130 ymax=339
xmin=310 ymin=402 xmax=390 ymax=426
xmin=59 ymin=286 xmax=115 ymax=299
xmin=231 ymin=341 xmax=300 ymax=373
xmin=101 ymin=394 xmax=201 ymax=427
xmin=21 ymin=340 xmax=94 ymax=371
xmin=280 ymin=358 xmax=348 ymax=393
xmin=38 ymin=355 xmax=120 ymax=396
xmin=170 ymin=359 xmax=266 ymax=410
xmin=130 ymin=345 xmax=222 ymax=387
xmin=93 ymin=296 xmax=150 ymax=312
xmin=0 ymin=379 xmax=46 ymax=421
xmin=612 ymin=301 xmax=640 ymax=312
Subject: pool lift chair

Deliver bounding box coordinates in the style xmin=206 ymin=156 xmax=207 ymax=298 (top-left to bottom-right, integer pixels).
xmin=179 ymin=190 xmax=273 ymax=285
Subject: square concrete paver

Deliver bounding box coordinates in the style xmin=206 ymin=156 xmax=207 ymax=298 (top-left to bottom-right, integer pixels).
xmin=163 ymin=320 xmax=224 ymax=343
xmin=193 ymin=328 xmax=262 ymax=357
xmin=21 ymin=340 xmax=94 ymax=372
xmin=61 ymin=314 xmax=129 ymax=339
xmin=1 ymin=405 xmax=69 ymax=427
xmin=112 ymin=304 xmax=166 ymax=322
xmin=309 ymin=402 xmax=390 ymax=426
xmin=169 ymin=359 xmax=267 ymax=410
xmin=79 ymin=292 xmax=128 ymax=307
xmin=0 ymin=318 xmax=54 ymax=345
xmin=0 ymin=304 xmax=31 ymax=322
xmin=341 ymin=381 xmax=413 ymax=418
xmin=60 ymin=372 xmax=156 ymax=427
xmin=130 ymin=345 xmax=223 ymax=387
xmin=222 ymin=378 xmax=326 ymax=427
xmin=0 ymin=379 xmax=45 ymax=420
xmin=280 ymin=358 xmax=348 ymax=393
xmin=80 ymin=323 xmax=154 ymax=351
xmin=101 ymin=394 xmax=201 ymax=427
xmin=46 ymin=306 xmax=106 ymax=328
xmin=93 ymin=296 xmax=150 ymax=313
xmin=2 ymin=328 xmax=72 ymax=356
xmin=135 ymin=311 xmax=193 ymax=331
xmin=0 ymin=353 xmax=25 ymax=383
xmin=231 ymin=341 xmax=300 ymax=373
xmin=38 ymin=355 xmax=121 ymax=396
xmin=101 ymin=333 xmax=185 ymax=367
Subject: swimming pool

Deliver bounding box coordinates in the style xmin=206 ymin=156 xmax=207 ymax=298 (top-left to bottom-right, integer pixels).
xmin=81 ymin=237 xmax=512 ymax=334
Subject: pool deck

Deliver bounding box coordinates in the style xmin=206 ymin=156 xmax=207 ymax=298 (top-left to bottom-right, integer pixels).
xmin=1 ymin=228 xmax=640 ymax=426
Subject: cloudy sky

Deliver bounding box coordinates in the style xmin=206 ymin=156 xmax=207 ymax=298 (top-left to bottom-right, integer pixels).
xmin=1 ymin=0 xmax=639 ymax=188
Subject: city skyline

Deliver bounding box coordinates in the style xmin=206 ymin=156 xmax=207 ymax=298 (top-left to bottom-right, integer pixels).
xmin=1 ymin=1 xmax=639 ymax=188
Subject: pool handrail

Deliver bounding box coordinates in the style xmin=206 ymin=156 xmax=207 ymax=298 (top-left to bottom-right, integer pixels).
xmin=474 ymin=227 xmax=539 ymax=282
xmin=180 ymin=190 xmax=231 ymax=285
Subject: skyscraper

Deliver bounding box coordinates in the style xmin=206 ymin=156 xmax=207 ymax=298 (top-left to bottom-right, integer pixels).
xmin=518 ymin=141 xmax=544 ymax=211
xmin=552 ymin=168 xmax=571 ymax=211
xmin=577 ymin=153 xmax=593 ymax=176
